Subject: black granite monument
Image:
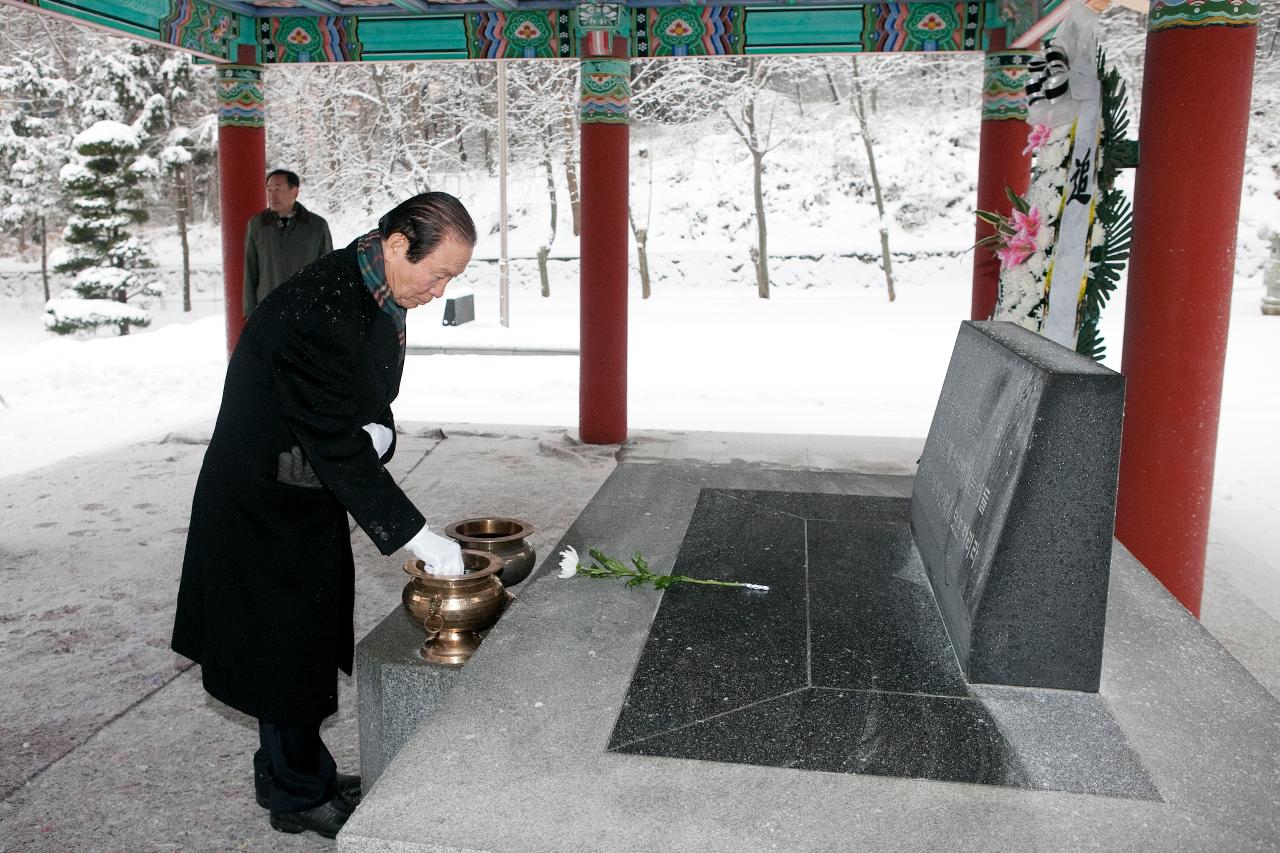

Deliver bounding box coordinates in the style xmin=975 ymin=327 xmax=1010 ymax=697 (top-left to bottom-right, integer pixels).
xmin=607 ymin=321 xmax=1138 ymax=792
xmin=912 ymin=320 xmax=1125 ymax=691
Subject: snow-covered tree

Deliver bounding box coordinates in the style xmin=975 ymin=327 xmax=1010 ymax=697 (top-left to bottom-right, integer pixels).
xmin=146 ymin=55 xmax=216 ymax=312
xmin=1 ymin=11 xmax=219 ymax=319
xmin=76 ymin=40 xmax=163 ymax=127
xmin=159 ymin=124 xmax=207 ymax=312
xmin=0 ymin=50 xmax=74 ymax=299
xmin=1250 ymin=3 xmax=1280 ymax=154
xmin=268 ymin=60 xmax=505 ymax=213
xmin=629 ymin=59 xmax=742 ymax=298
xmin=723 ymin=57 xmax=797 ymax=299
xmin=507 ymin=60 xmax=578 ymax=296
xmin=80 ymin=41 xmax=217 ymax=311
xmin=48 ymin=119 xmax=157 ymax=336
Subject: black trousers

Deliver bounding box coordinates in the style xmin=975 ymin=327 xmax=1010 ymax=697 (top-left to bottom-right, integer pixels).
xmin=254 ymin=719 xmax=337 ymax=812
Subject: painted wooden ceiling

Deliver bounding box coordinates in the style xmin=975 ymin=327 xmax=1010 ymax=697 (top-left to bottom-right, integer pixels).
xmin=0 ymin=0 xmax=1062 ymax=63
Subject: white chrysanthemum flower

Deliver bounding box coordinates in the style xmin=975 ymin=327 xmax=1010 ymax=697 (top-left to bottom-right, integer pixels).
xmin=1030 ymin=184 xmax=1060 ymax=214
xmin=1006 ymin=265 xmax=1036 ymax=296
xmin=1041 ymin=138 xmax=1071 ymax=165
xmin=557 ymin=546 xmax=579 ymax=579
xmin=1034 ymin=222 xmax=1054 ymax=251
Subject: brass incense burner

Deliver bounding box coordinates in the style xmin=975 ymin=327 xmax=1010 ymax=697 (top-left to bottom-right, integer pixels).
xmin=444 ymin=517 xmax=536 ymax=587
xmin=402 ymin=550 xmax=509 ymax=666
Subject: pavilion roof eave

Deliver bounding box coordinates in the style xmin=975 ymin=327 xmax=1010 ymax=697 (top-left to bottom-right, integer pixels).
xmin=0 ymin=0 xmax=234 ymax=64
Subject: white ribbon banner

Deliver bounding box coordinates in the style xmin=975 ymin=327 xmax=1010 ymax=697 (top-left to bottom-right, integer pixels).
xmin=1026 ymin=0 xmax=1101 ymax=348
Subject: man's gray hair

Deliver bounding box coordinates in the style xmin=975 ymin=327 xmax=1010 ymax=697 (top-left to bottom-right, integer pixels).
xmin=378 ymin=192 xmax=476 ymax=263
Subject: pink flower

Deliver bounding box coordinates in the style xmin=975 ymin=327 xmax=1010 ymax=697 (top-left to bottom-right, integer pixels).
xmin=997 ymin=233 xmax=1037 ymax=270
xmin=1011 ymin=206 xmax=1042 ymax=239
xmin=1023 ymin=124 xmax=1052 ymax=156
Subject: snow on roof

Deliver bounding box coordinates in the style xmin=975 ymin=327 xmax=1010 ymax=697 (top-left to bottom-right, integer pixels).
xmin=73 ymin=120 xmax=140 ymax=152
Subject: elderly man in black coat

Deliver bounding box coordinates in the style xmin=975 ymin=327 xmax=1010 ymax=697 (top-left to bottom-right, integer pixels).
xmin=172 ymin=192 xmax=476 ymax=840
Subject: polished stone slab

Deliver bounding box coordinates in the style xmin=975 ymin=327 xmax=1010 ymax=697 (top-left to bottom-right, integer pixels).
xmin=806 ymin=517 xmax=967 ymax=695
xmin=913 ymin=321 xmax=1124 ymax=691
xmin=609 ymin=485 xmax=1155 ymax=798
xmin=619 ymin=687 xmax=1023 ymax=787
xmin=607 ymin=490 xmax=806 ymax=747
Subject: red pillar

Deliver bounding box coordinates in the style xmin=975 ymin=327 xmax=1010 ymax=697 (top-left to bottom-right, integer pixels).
xmin=1115 ymin=10 xmax=1258 ymax=616
xmin=578 ymin=44 xmax=630 ymax=444
xmin=971 ymin=39 xmax=1034 ymax=320
xmin=216 ymin=57 xmax=266 ymax=357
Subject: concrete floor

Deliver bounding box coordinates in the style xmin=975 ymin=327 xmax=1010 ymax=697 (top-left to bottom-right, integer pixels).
xmin=0 ymin=424 xmax=1276 ymax=851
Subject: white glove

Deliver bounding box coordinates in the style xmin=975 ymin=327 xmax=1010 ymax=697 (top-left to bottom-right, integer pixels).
xmin=405 ymin=526 xmax=465 ymax=576
xmin=362 ymin=423 xmax=393 ymax=458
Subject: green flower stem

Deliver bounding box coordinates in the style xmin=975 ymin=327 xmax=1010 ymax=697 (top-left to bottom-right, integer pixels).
xmin=578 ymin=549 xmax=769 ymax=592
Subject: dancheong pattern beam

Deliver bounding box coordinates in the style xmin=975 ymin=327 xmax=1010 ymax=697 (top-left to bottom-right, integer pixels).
xmin=1 ymin=0 xmax=1011 ymax=62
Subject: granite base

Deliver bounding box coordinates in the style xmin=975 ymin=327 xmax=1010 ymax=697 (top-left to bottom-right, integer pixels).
xmin=343 ymin=462 xmax=1280 ymax=852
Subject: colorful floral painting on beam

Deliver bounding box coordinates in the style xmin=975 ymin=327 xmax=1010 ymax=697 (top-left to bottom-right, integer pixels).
xmin=159 ymin=0 xmax=238 ymax=61
xmin=466 ymin=11 xmax=573 ymax=59
xmin=981 ymin=50 xmax=1034 ymax=122
xmin=633 ymin=7 xmax=744 ymax=57
xmin=259 ymin=17 xmax=363 ymax=63
xmin=1149 ymin=0 xmax=1260 ymax=30
xmin=580 ymin=59 xmax=630 ymax=124
xmin=217 ymin=66 xmax=263 ymax=128
xmin=862 ymin=2 xmax=980 ymax=51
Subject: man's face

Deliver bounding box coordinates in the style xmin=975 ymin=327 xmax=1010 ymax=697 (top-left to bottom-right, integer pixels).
xmin=265 ymin=175 xmax=299 ymax=216
xmin=385 ymin=233 xmax=473 ymax=310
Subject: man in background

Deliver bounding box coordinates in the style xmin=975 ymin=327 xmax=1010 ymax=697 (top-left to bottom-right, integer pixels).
xmin=243 ymin=169 xmax=333 ymax=318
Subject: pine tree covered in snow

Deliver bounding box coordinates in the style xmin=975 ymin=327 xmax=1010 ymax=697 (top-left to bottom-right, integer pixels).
xmin=47 ymin=119 xmax=157 ymax=335
xmin=79 ymin=42 xmax=217 ymax=312
xmin=0 ymin=12 xmax=219 ymax=311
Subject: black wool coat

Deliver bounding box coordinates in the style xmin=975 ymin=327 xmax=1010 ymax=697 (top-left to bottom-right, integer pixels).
xmin=171 ymin=243 xmax=425 ymax=724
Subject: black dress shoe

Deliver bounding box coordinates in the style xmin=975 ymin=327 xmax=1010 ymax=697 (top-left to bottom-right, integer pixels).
xmin=269 ymin=796 xmax=353 ymax=839
xmin=256 ymin=773 xmax=361 ymax=809
xmin=336 ymin=773 xmax=362 ymax=803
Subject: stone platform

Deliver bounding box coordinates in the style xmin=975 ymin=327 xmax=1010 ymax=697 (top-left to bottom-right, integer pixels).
xmin=340 ymin=461 xmax=1280 ymax=852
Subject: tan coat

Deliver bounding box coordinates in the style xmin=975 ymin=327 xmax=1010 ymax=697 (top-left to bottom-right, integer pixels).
xmin=243 ymin=202 xmax=333 ymax=318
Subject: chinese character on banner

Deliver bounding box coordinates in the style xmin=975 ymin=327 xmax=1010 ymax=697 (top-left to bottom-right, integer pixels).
xmin=1024 ymin=0 xmax=1101 ymax=348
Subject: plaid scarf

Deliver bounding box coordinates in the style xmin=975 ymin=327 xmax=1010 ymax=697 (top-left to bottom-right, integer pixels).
xmin=356 ymin=229 xmax=407 ymax=361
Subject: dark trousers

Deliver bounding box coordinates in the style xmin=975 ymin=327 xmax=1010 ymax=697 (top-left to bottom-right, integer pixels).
xmin=254 ymin=719 xmax=337 ymax=812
